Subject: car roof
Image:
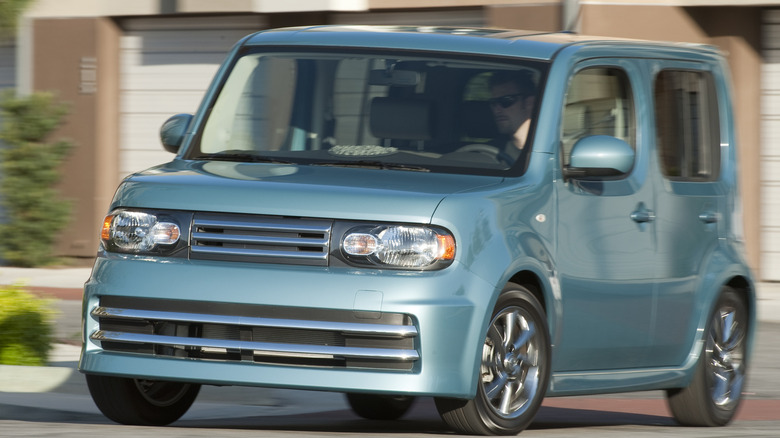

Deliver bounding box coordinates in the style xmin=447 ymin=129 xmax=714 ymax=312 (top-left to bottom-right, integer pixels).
xmin=242 ymin=25 xmax=720 ymax=61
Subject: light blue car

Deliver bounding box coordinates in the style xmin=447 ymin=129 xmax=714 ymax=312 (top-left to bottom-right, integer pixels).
xmin=80 ymin=26 xmax=755 ymax=435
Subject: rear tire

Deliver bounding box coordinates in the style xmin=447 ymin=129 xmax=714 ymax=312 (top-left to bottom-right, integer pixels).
xmin=86 ymin=374 xmax=200 ymax=426
xmin=345 ymin=393 xmax=416 ymax=420
xmin=436 ymin=283 xmax=550 ymax=435
xmin=666 ymin=286 xmax=748 ymax=426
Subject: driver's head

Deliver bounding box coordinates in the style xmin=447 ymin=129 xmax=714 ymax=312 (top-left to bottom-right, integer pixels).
xmin=489 ymin=70 xmax=536 ymax=136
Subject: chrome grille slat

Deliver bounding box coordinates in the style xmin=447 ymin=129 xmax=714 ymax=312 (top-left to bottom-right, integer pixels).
xmin=190 ymin=213 xmax=332 ymax=266
xmin=191 ymin=232 xmax=329 ymax=247
xmin=190 ymin=245 xmax=328 ymax=260
xmin=92 ymin=306 xmax=418 ymax=338
xmin=91 ymin=331 xmax=419 ymax=361
xmin=193 ymin=218 xmax=331 ymax=234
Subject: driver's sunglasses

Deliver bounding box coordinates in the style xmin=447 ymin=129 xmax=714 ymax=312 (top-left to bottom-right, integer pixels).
xmin=489 ymin=94 xmax=525 ymax=109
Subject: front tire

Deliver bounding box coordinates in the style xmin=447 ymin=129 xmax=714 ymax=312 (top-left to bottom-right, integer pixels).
xmin=666 ymin=286 xmax=749 ymax=426
xmin=86 ymin=374 xmax=200 ymax=426
xmin=345 ymin=393 xmax=416 ymax=420
xmin=436 ymin=283 xmax=551 ymax=435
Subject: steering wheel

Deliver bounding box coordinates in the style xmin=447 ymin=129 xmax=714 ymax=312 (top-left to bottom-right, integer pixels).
xmin=454 ymin=143 xmax=511 ymax=165
xmin=455 ymin=143 xmax=500 ymax=157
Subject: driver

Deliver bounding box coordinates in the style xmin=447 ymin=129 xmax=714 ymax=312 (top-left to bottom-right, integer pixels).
xmin=488 ymin=70 xmax=537 ymax=163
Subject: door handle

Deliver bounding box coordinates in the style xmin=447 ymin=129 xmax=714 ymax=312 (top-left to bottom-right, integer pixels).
xmin=630 ymin=203 xmax=656 ymax=223
xmin=699 ymin=211 xmax=718 ymax=224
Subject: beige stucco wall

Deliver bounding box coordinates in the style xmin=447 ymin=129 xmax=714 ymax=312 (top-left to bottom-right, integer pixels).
xmin=487 ymin=3 xmax=562 ymax=31
xmin=25 ymin=0 xmax=558 ymax=16
xmin=33 ymin=17 xmax=120 ymax=258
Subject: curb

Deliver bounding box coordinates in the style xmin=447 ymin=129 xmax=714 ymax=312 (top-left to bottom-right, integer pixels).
xmin=0 ymin=365 xmax=76 ymax=393
xmin=27 ymin=286 xmax=83 ymax=301
xmin=0 ymin=344 xmax=81 ymax=393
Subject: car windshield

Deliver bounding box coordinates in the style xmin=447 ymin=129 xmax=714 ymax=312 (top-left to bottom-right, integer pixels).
xmin=187 ymin=49 xmax=548 ymax=176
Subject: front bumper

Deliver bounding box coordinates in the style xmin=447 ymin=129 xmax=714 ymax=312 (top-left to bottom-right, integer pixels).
xmin=79 ymin=255 xmax=496 ymax=398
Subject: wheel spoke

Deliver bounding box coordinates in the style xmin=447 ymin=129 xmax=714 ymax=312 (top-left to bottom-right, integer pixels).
xmin=710 ymin=369 xmax=729 ymax=403
xmin=722 ymin=373 xmax=745 ymax=406
xmin=520 ymin=366 xmax=539 ymax=399
xmin=719 ymin=310 xmax=734 ymax=345
xmin=487 ymin=325 xmax=508 ymax=359
xmin=723 ymin=325 xmax=744 ymax=354
xmin=502 ymin=311 xmax=517 ymax=349
xmin=499 ymin=380 xmax=516 ymax=414
xmin=484 ymin=372 xmax=509 ymax=401
xmin=512 ymin=321 xmax=535 ymax=353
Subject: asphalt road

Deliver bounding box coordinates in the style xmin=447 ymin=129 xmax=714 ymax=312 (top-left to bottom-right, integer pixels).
xmin=1 ymin=320 xmax=778 ymax=437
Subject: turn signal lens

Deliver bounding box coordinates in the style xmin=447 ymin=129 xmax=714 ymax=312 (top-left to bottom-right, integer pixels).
xmin=437 ymin=234 xmax=456 ymax=260
xmin=101 ymin=215 xmax=114 ymax=241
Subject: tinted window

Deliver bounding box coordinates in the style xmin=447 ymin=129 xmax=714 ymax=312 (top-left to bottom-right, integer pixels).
xmin=654 ymin=70 xmax=720 ymax=181
xmin=561 ymin=67 xmax=635 ymax=168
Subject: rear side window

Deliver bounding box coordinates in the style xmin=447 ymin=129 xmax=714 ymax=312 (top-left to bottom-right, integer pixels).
xmin=654 ymin=70 xmax=720 ymax=181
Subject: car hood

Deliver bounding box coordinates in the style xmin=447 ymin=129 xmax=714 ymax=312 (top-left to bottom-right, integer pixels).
xmin=112 ymin=160 xmax=505 ymax=223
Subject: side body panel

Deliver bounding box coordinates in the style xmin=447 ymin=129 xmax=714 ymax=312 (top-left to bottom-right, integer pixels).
xmin=542 ymin=46 xmax=755 ymax=396
xmin=552 ymin=57 xmax=657 ymax=372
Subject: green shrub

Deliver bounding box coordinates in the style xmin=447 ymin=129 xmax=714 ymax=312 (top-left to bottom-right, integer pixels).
xmin=0 ymin=0 xmax=34 ymax=38
xmin=0 ymin=91 xmax=72 ymax=267
xmin=0 ymin=285 xmax=55 ymax=365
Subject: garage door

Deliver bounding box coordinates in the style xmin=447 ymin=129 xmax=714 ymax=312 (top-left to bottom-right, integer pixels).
xmin=0 ymin=42 xmax=15 ymax=161
xmin=119 ymin=16 xmax=266 ymax=179
xmin=763 ymin=9 xmax=780 ymax=280
xmin=0 ymin=42 xmax=14 ymax=91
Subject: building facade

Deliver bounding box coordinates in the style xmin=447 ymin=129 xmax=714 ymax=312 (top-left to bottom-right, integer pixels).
xmin=5 ymin=0 xmax=777 ymax=279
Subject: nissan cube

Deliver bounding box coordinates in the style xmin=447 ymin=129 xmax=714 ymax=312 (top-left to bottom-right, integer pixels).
xmin=80 ymin=26 xmax=755 ymax=435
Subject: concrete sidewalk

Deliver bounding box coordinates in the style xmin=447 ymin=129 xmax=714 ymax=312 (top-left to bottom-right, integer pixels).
xmin=0 ymin=266 xmax=91 ymax=293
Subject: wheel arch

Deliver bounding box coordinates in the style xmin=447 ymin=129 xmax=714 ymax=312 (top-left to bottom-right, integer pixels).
xmin=724 ymin=274 xmax=757 ymax=361
xmin=464 ymin=268 xmax=552 ymax=396
xmin=507 ymin=270 xmax=547 ymax=313
xmin=725 ymin=275 xmax=754 ymax=321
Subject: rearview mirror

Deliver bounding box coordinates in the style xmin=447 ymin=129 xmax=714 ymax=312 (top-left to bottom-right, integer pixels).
xmin=369 ymin=69 xmax=420 ymax=87
xmin=564 ymin=135 xmax=634 ymax=179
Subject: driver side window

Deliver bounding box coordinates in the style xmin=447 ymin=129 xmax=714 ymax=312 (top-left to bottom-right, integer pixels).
xmin=561 ymin=67 xmax=636 ymax=167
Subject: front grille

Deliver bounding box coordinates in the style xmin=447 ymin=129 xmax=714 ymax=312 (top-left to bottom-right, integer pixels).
xmin=91 ymin=297 xmax=419 ymax=371
xmin=190 ymin=213 xmax=332 ymax=266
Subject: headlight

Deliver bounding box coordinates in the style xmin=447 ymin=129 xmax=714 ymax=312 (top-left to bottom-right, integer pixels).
xmin=101 ymin=210 xmax=184 ymax=254
xmin=340 ymin=224 xmax=455 ymax=269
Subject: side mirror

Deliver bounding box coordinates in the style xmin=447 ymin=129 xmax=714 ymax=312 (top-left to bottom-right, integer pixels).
xmin=160 ymin=114 xmax=193 ymax=153
xmin=564 ymin=135 xmax=634 ymax=179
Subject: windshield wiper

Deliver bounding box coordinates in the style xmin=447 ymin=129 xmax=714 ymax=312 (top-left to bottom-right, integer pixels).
xmin=312 ymin=160 xmax=431 ymax=172
xmin=193 ymin=151 xmax=294 ymax=165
